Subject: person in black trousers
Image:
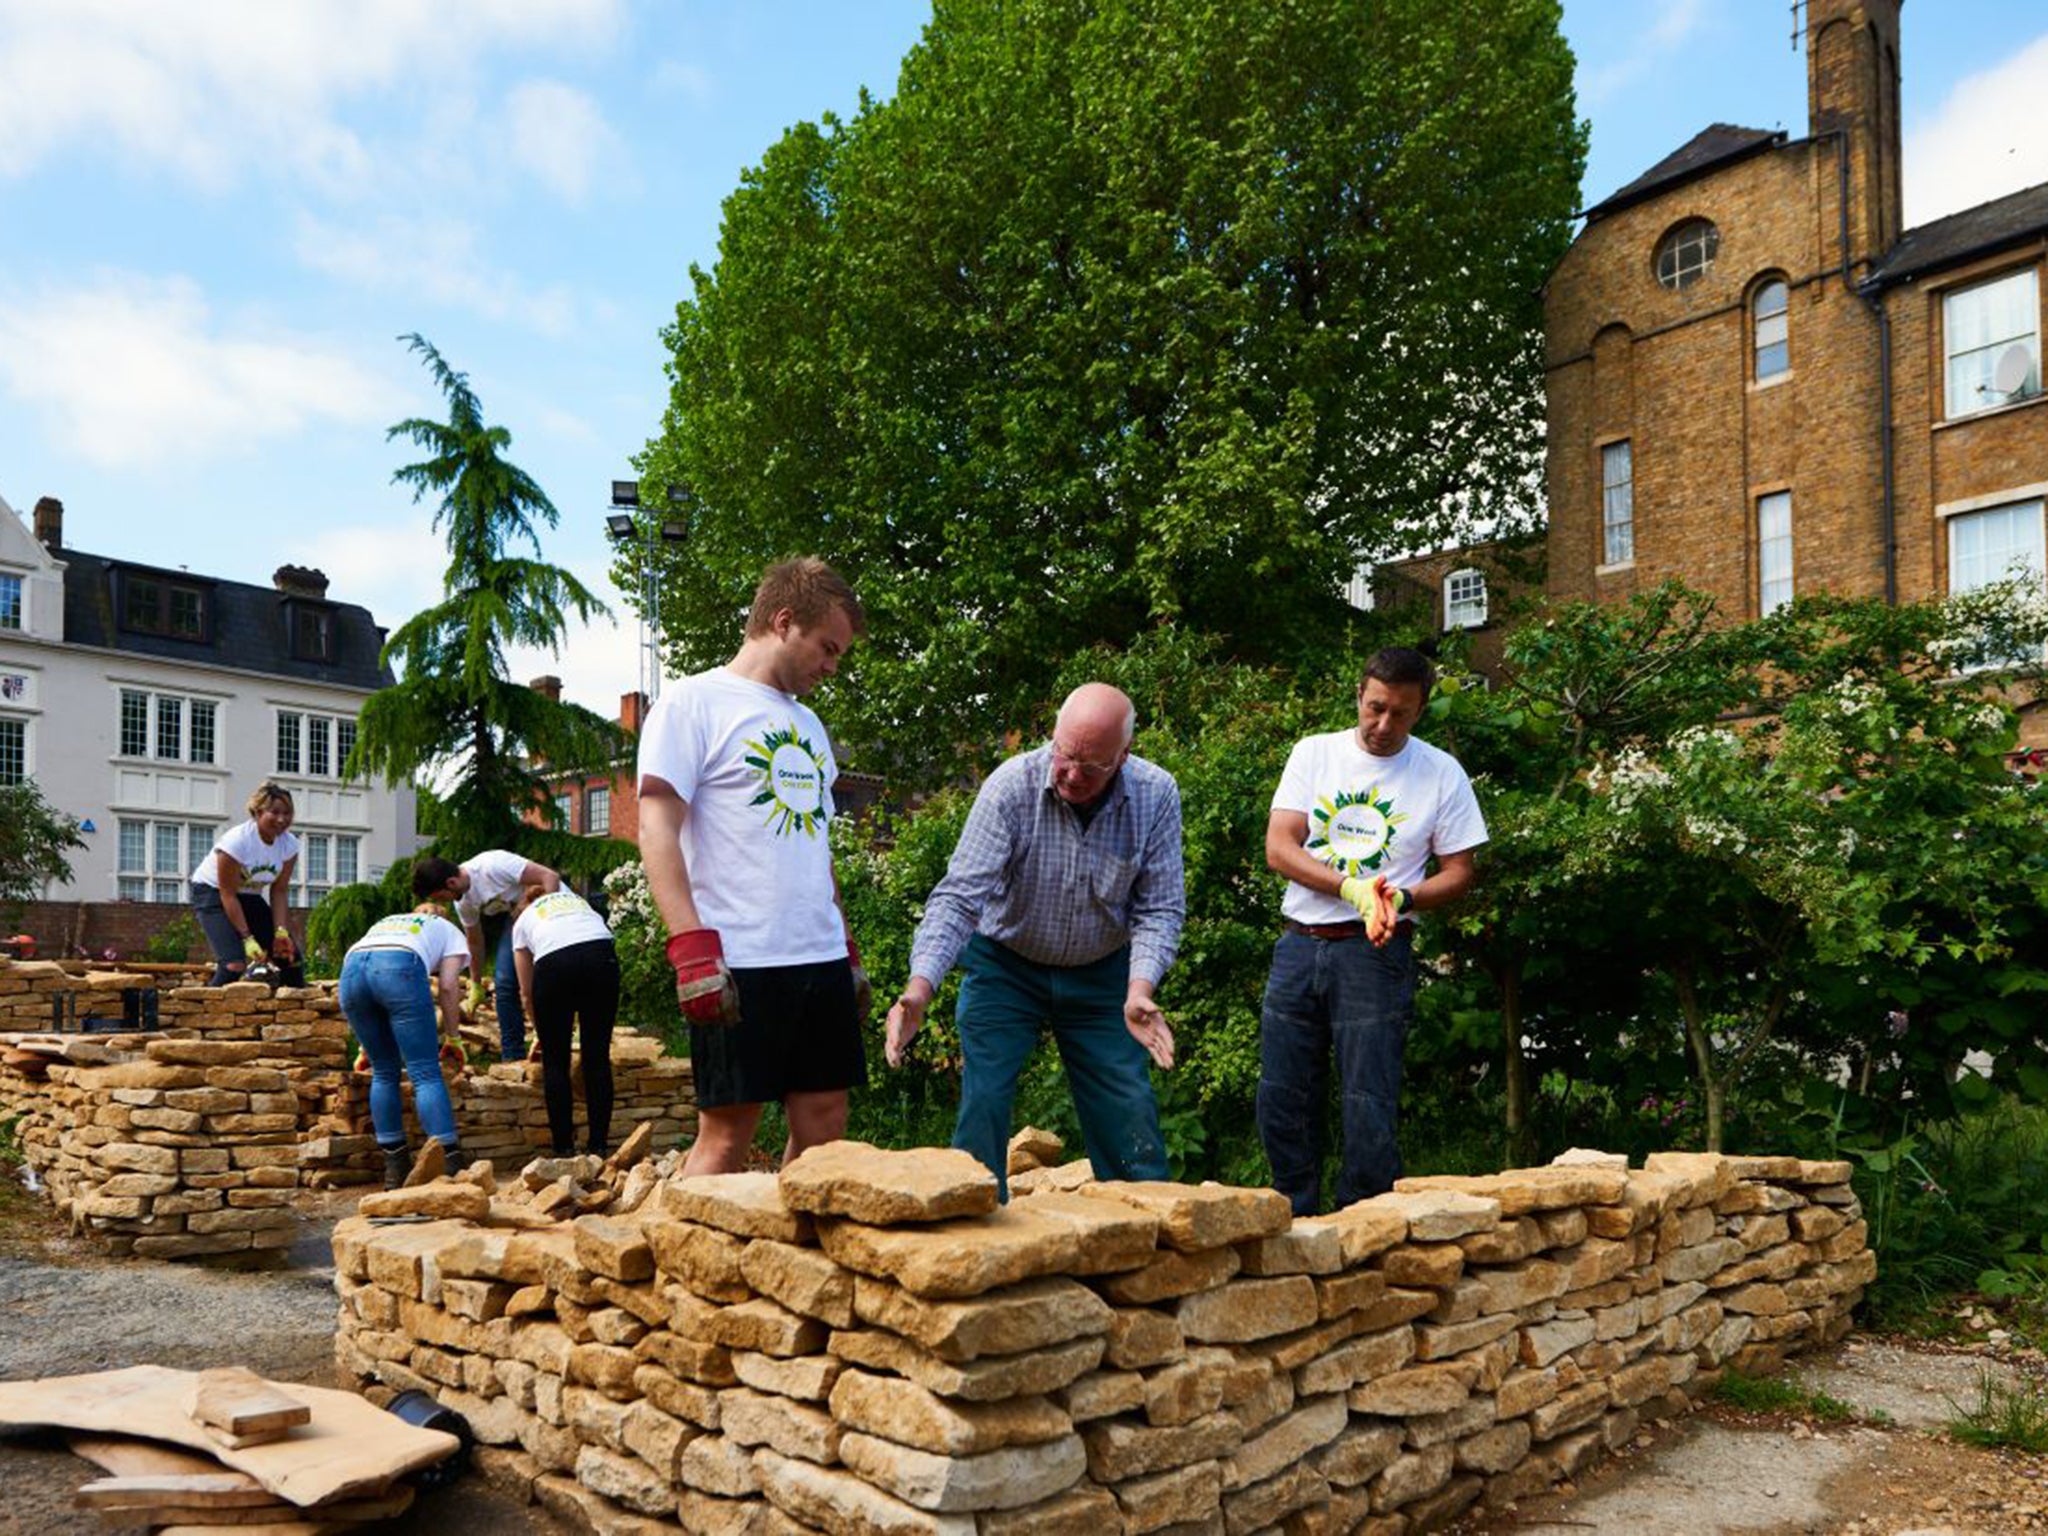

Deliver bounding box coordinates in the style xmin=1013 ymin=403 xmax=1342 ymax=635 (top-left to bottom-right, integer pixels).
xmin=510 ymin=886 xmax=620 ymax=1156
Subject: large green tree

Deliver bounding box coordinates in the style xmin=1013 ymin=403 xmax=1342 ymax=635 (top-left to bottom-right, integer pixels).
xmin=0 ymin=781 xmax=85 ymax=916
xmin=636 ymin=0 xmax=1585 ymax=781
xmin=352 ymin=336 xmax=622 ymax=858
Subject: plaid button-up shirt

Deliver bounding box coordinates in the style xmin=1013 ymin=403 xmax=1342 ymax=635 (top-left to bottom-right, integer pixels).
xmin=909 ymin=744 xmax=1186 ymax=988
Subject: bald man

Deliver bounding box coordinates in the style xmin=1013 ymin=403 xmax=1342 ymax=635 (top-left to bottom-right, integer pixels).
xmin=886 ymin=684 xmax=1185 ymax=1196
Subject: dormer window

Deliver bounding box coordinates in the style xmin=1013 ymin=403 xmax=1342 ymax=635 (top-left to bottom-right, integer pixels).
xmin=118 ymin=569 xmax=210 ymax=640
xmin=290 ymin=602 xmax=336 ymax=663
xmin=1655 ymin=219 xmax=1720 ymax=292
xmin=1443 ymin=569 xmax=1488 ymax=630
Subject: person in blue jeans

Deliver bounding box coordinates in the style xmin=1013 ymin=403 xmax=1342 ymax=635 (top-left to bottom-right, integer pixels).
xmin=1258 ymin=648 xmax=1488 ymax=1215
xmin=340 ymin=860 xmax=474 ymax=1187
xmin=885 ymin=683 xmax=1184 ymax=1198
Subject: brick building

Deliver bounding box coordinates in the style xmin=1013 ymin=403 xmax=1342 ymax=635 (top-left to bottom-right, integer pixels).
xmin=1544 ymin=0 xmax=2046 ymax=745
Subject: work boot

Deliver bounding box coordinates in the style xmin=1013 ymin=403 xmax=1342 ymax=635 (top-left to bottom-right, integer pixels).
xmin=381 ymin=1144 xmax=412 ymax=1190
xmin=439 ymin=1142 xmax=471 ymax=1176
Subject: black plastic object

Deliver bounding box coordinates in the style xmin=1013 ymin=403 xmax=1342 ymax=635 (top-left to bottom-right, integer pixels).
xmin=384 ymin=1389 xmax=473 ymax=1488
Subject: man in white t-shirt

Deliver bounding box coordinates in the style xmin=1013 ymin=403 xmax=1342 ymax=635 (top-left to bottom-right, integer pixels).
xmin=636 ymin=557 xmax=870 ymax=1176
xmin=422 ymin=850 xmax=561 ymax=1061
xmin=1260 ymin=647 xmax=1488 ymax=1215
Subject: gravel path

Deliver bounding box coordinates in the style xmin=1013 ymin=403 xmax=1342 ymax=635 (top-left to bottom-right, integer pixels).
xmin=0 ymin=1187 xmax=552 ymax=1535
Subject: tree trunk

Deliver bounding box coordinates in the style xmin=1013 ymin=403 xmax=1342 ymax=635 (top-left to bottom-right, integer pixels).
xmin=1672 ymin=962 xmax=1725 ymax=1152
xmin=1499 ymin=960 xmax=1533 ymax=1167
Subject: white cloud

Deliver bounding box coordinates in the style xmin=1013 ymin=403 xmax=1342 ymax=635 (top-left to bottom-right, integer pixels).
xmin=1903 ymin=32 xmax=2048 ymax=226
xmin=652 ymin=58 xmax=716 ymax=107
xmin=294 ymin=212 xmax=582 ymax=336
xmin=506 ymin=605 xmax=645 ymax=719
xmin=0 ymin=0 xmax=621 ymax=194
xmin=505 ymin=79 xmax=621 ymax=203
xmin=1583 ymin=0 xmax=1710 ymax=107
xmin=0 ymin=272 xmax=395 ymax=469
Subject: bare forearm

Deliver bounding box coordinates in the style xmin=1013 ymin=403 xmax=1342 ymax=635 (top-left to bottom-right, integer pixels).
xmin=638 ymin=792 xmax=703 ymax=935
xmin=1264 ymin=832 xmax=1345 ymax=895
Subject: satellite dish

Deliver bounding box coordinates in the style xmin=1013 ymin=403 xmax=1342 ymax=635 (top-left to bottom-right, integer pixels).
xmin=1993 ymin=343 xmax=2033 ymax=397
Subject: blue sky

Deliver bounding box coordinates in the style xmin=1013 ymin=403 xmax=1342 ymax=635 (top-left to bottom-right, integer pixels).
xmin=3 ymin=1 xmax=2045 ymax=716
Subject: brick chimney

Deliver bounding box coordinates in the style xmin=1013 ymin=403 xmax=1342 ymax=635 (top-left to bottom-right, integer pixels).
xmin=272 ymin=564 xmax=330 ymax=599
xmin=531 ymin=675 xmax=563 ymax=702
xmin=31 ymin=497 xmax=62 ymax=552
xmin=620 ymin=690 xmax=648 ymax=734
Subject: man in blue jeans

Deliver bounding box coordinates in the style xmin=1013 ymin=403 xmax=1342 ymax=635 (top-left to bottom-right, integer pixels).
xmin=1259 ymin=648 xmax=1487 ymax=1215
xmin=885 ymin=683 xmax=1184 ymax=1198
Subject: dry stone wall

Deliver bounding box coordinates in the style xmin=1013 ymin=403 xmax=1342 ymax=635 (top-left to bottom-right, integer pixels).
xmin=331 ymin=1140 xmax=1872 ymax=1534
xmin=0 ymin=958 xmax=695 ymax=1263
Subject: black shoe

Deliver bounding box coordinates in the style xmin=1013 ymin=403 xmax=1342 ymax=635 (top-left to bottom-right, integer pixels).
xmin=381 ymin=1145 xmax=412 ymax=1190
xmin=440 ymin=1143 xmax=471 ymax=1175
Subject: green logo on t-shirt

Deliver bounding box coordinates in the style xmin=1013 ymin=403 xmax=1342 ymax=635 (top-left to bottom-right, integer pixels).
xmin=1308 ymin=786 xmax=1408 ymax=876
xmin=743 ymin=724 xmax=830 ymax=838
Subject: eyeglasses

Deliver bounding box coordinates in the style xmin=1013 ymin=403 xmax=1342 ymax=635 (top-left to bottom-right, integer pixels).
xmin=1051 ymin=740 xmax=1120 ymax=779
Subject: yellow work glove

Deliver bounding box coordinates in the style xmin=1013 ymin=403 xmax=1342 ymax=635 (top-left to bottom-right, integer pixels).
xmin=465 ymin=978 xmax=489 ymax=1015
xmin=241 ymin=935 xmax=265 ymax=964
xmin=1338 ymin=876 xmax=1376 ymax=922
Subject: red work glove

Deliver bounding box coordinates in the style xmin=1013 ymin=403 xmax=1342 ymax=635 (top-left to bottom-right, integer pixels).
xmin=667 ymin=929 xmax=741 ymax=1025
xmin=848 ymin=937 xmax=873 ymax=1024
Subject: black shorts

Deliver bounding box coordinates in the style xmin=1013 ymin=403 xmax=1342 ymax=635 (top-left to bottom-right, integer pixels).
xmin=691 ymin=957 xmax=866 ymax=1109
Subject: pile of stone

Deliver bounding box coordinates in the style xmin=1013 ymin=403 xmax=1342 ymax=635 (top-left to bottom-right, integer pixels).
xmin=330 ymin=1137 xmax=1871 ymax=1533
xmin=17 ymin=1035 xmax=314 ymax=1261
xmin=299 ymin=1036 xmax=696 ymax=1187
xmin=0 ymin=958 xmax=159 ymax=1032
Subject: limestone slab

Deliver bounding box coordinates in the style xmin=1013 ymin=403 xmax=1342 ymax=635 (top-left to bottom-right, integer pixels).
xmin=837 ymin=1429 xmax=1088 ymax=1512
xmin=828 ymin=1368 xmax=1071 ymax=1455
xmin=661 ymin=1171 xmax=815 ymax=1243
xmin=780 ymin=1142 xmax=998 ymax=1225
xmin=827 ymin=1327 xmax=1105 ymax=1401
xmin=851 ymin=1275 xmax=1111 ymax=1363
xmin=1175 ymin=1276 xmax=1318 ymax=1344
xmin=751 ymin=1448 xmax=975 ymax=1535
xmin=817 ymin=1205 xmax=1082 ymax=1298
xmin=1091 ymin=1180 xmax=1292 ymax=1252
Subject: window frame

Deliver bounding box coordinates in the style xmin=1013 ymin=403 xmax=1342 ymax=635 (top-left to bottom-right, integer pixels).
xmin=1757 ymin=490 xmax=1794 ymax=615
xmin=275 ymin=707 xmax=359 ymax=779
xmin=0 ymin=716 xmax=25 ymax=786
xmin=1944 ymin=266 xmax=2041 ymax=420
xmin=117 ymin=687 xmax=220 ymax=765
xmin=117 ymin=818 xmax=219 ymax=902
xmin=1442 ymin=568 xmax=1489 ymax=631
xmin=1600 ymin=439 xmax=1635 ymax=567
xmin=1654 ymin=219 xmax=1721 ymax=292
xmin=288 ymin=601 xmax=338 ymax=663
xmin=1946 ymin=497 xmax=2047 ymax=670
xmin=1753 ymin=277 xmax=1790 ymax=381
xmin=116 ymin=568 xmax=212 ymax=641
xmin=585 ymin=784 xmax=612 ymax=837
xmin=0 ymin=571 xmax=22 ymax=631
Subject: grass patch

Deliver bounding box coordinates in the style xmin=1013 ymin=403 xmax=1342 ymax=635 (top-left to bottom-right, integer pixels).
xmin=1947 ymin=1369 xmax=2048 ymax=1453
xmin=1712 ymin=1370 xmax=1859 ymax=1422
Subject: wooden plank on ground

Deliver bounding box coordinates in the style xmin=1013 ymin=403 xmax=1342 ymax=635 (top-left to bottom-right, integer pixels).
xmin=76 ymin=1473 xmax=283 ymax=1510
xmin=0 ymin=1365 xmax=455 ymax=1506
xmin=188 ymin=1367 xmax=311 ymax=1438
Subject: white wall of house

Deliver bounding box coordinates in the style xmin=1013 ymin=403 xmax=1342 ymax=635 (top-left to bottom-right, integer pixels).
xmin=0 ymin=496 xmax=416 ymax=914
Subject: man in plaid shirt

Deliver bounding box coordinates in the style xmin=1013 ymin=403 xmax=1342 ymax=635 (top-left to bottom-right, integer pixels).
xmin=886 ymin=683 xmax=1184 ymax=1196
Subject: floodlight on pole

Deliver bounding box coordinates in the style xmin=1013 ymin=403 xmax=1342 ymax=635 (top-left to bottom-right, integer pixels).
xmin=605 ymin=479 xmax=688 ymax=701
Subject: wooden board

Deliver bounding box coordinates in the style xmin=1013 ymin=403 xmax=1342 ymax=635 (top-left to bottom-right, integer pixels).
xmin=0 ymin=1365 xmax=456 ymax=1506
xmin=189 ymin=1368 xmax=311 ymax=1438
xmin=77 ymin=1474 xmax=282 ymax=1510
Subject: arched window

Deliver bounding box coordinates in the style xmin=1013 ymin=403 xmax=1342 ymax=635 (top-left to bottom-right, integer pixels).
xmin=1443 ymin=568 xmax=1488 ymax=630
xmin=1754 ymin=278 xmax=1790 ymax=380
xmin=1654 ymin=219 xmax=1720 ymax=291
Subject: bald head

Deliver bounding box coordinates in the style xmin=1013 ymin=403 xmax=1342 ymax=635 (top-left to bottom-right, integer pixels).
xmin=1050 ymin=683 xmax=1135 ymax=804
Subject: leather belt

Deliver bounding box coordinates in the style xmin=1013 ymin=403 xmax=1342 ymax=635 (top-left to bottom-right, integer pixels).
xmin=1283 ymin=918 xmax=1367 ymax=940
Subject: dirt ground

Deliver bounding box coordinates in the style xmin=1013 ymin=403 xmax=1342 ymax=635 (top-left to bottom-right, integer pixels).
xmin=0 ymin=1182 xmax=555 ymax=1536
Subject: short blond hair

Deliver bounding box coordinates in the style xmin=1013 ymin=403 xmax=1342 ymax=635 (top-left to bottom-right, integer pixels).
xmin=245 ymin=783 xmax=294 ymax=819
xmin=745 ymin=557 xmax=866 ymax=638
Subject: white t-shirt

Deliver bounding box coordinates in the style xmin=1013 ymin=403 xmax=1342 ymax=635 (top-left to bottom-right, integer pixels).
xmin=1271 ymin=730 xmax=1488 ymax=926
xmin=512 ymin=891 xmax=614 ymax=964
xmin=346 ymin=911 xmax=471 ymax=974
xmin=455 ymin=850 xmax=533 ymax=928
xmin=636 ymin=665 xmax=845 ymax=967
xmin=191 ymin=819 xmax=300 ymax=890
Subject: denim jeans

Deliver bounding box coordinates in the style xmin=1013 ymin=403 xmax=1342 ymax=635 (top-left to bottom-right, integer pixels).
xmin=951 ymin=935 xmax=1168 ymax=1200
xmin=1257 ymin=925 xmax=1416 ymax=1215
xmin=190 ymin=882 xmax=305 ymax=988
xmin=340 ymin=948 xmax=458 ymax=1150
xmin=480 ymin=912 xmax=525 ymax=1059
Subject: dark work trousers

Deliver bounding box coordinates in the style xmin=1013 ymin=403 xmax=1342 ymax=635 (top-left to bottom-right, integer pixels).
xmin=191 ymin=882 xmax=306 ymax=987
xmin=479 ymin=912 xmax=526 ymax=1060
xmin=1256 ymin=924 xmax=1417 ymax=1216
xmin=530 ymin=938 xmax=620 ymax=1155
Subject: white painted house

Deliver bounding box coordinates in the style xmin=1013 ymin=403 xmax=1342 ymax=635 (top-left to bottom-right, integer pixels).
xmin=0 ymin=493 xmax=417 ymax=912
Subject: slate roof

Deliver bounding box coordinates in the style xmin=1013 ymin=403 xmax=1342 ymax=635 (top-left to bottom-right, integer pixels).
xmin=58 ymin=549 xmax=395 ymax=691
xmin=1582 ymin=124 xmax=1786 ymax=223
xmin=1869 ymin=179 xmax=2048 ymax=288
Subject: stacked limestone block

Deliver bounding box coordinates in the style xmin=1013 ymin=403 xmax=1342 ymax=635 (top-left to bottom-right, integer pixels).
xmin=0 ymin=956 xmax=159 ymax=1031
xmin=300 ymin=1033 xmax=696 ymax=1187
xmin=330 ymin=1142 xmax=1872 ymax=1534
xmin=27 ymin=1035 xmax=312 ymax=1260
